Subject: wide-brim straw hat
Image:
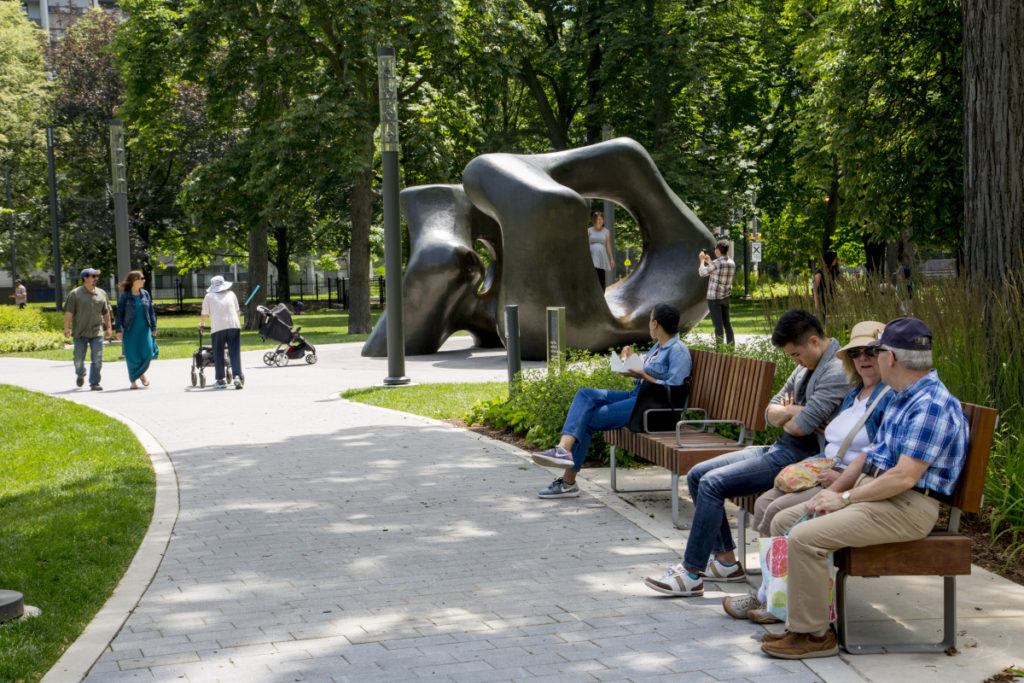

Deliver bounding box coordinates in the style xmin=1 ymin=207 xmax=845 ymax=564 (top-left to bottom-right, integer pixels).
xmin=836 ymin=320 xmax=885 ymax=359
xmin=207 ymin=275 xmax=233 ymax=293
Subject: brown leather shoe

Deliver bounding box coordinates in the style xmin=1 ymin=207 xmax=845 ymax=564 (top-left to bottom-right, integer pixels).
xmin=761 ymin=629 xmax=838 ymax=659
xmin=761 ymin=631 xmax=788 ymax=643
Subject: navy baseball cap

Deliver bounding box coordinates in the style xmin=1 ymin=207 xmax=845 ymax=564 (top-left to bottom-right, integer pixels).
xmin=869 ymin=317 xmax=933 ymax=351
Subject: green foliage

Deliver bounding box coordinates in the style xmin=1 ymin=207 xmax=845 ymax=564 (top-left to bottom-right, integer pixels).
xmin=0 ymin=385 xmax=154 ymax=682
xmin=0 ymin=307 xmax=64 ymax=352
xmin=466 ymin=350 xmax=632 ymax=464
xmin=342 ymin=382 xmax=507 ymax=420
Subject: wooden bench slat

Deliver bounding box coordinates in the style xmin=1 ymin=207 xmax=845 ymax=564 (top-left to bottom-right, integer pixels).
xmin=836 ymin=534 xmax=972 ymax=577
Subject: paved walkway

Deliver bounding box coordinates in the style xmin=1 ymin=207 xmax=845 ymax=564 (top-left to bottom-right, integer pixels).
xmin=3 ymin=337 xmax=1023 ymax=682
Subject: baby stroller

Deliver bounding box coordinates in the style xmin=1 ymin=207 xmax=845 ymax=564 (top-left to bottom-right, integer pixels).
xmin=191 ymin=328 xmax=236 ymax=388
xmin=257 ymin=303 xmax=318 ymax=367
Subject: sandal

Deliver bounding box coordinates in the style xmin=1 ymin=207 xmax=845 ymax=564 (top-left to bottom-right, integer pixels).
xmin=141 ymin=375 xmax=149 ymax=387
xmin=130 ymin=383 xmax=139 ymax=390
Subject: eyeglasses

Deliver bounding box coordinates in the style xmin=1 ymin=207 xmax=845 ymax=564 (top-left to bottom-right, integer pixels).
xmin=845 ymin=347 xmax=882 ymax=359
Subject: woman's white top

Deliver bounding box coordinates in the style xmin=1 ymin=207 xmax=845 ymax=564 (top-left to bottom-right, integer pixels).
xmin=823 ymin=393 xmax=871 ymax=466
xmin=200 ymin=290 xmax=241 ymax=334
xmin=589 ymin=226 xmax=612 ymax=270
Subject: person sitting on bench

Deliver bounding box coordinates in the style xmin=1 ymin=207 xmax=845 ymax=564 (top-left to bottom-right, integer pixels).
xmin=531 ymin=303 xmax=691 ymax=499
xmin=642 ymin=309 xmax=848 ymax=595
xmin=761 ymin=317 xmax=968 ymax=660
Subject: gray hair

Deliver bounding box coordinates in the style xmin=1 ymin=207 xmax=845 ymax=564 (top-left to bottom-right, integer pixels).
xmin=893 ymin=348 xmax=932 ymax=370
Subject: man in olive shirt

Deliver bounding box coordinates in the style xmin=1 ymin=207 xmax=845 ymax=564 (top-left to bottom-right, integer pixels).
xmin=64 ymin=267 xmax=113 ymax=390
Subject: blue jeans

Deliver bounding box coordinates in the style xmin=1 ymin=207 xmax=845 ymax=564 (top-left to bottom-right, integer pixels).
xmin=562 ymin=387 xmax=638 ymax=471
xmin=682 ymin=441 xmax=811 ymax=573
xmin=211 ymin=328 xmax=242 ymax=382
xmin=73 ymin=336 xmax=104 ymax=386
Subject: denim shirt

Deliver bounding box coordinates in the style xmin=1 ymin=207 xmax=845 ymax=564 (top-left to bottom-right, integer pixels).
xmin=637 ymin=335 xmax=691 ymax=389
xmin=115 ymin=289 xmax=157 ymax=333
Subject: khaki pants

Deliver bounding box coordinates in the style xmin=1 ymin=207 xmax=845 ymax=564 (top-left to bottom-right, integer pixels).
xmin=752 ymin=485 xmax=821 ymax=537
xmin=769 ymin=475 xmax=940 ymax=634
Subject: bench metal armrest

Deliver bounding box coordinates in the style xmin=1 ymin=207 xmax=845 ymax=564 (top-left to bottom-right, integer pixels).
xmin=675 ymin=419 xmax=747 ymax=447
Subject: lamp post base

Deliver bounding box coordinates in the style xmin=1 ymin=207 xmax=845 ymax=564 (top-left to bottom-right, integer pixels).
xmin=0 ymin=590 xmax=24 ymax=623
xmin=383 ymin=376 xmax=411 ymax=386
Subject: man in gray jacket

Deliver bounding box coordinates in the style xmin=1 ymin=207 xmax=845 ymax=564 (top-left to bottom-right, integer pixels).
xmin=643 ymin=309 xmax=849 ymax=597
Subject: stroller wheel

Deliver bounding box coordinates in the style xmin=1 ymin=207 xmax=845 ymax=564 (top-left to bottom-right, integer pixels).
xmin=275 ymin=353 xmax=289 ymax=367
xmin=263 ymin=351 xmax=276 ymax=366
xmin=305 ymin=353 xmax=318 ymax=365
xmin=199 ymin=373 xmax=206 ymax=389
xmin=191 ymin=369 xmax=198 ymax=387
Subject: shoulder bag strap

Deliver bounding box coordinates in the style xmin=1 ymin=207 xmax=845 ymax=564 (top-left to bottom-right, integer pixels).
xmin=834 ymin=385 xmax=892 ymax=461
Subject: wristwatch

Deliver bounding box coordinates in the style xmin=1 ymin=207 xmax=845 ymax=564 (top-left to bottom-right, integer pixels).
xmin=841 ymin=491 xmax=852 ymax=506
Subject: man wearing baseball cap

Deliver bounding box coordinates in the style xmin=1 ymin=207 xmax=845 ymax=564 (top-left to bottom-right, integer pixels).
xmin=763 ymin=317 xmax=968 ymax=659
xmin=64 ymin=268 xmax=113 ymax=390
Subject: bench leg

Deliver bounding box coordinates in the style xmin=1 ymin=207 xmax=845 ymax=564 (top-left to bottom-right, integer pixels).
xmin=837 ymin=572 xmax=959 ymax=654
xmin=672 ymin=472 xmax=679 ymax=527
xmin=608 ymin=445 xmax=673 ymax=495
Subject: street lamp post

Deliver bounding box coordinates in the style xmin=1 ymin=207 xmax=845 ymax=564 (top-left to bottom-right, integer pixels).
xmin=46 ymin=126 xmax=62 ymax=310
xmin=109 ymin=119 xmax=130 ymax=281
xmin=377 ymin=46 xmax=409 ymax=386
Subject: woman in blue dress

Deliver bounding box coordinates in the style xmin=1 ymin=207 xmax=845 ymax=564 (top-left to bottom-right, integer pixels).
xmin=115 ymin=270 xmax=158 ymax=389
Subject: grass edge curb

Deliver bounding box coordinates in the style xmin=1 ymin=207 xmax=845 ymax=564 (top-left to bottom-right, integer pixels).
xmin=38 ymin=405 xmax=179 ymax=683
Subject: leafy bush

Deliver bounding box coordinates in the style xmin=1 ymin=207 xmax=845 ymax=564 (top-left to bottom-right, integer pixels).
xmin=466 ymin=350 xmax=634 ymax=465
xmin=0 ymin=307 xmax=64 ymax=352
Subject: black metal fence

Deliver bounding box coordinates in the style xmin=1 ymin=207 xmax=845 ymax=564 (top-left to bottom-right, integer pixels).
xmin=150 ymin=275 xmax=386 ymax=311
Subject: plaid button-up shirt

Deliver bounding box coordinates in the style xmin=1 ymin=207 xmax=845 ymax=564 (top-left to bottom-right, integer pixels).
xmin=862 ymin=370 xmax=968 ymax=496
xmin=698 ymin=257 xmax=736 ymax=300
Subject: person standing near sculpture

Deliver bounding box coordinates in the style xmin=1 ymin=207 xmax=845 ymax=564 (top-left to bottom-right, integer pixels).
xmin=698 ymin=240 xmax=736 ymax=345
xmin=115 ymin=270 xmax=158 ymax=390
xmin=588 ymin=211 xmax=615 ymax=287
xmin=199 ymin=275 xmax=244 ymax=389
xmin=9 ymin=279 xmax=27 ymax=309
xmin=64 ymin=268 xmax=113 ymax=391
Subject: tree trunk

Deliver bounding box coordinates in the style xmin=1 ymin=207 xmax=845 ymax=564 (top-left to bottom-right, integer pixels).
xmin=963 ymin=0 xmax=1024 ymax=292
xmin=519 ymin=59 xmax=569 ymax=150
xmin=244 ymin=220 xmax=268 ymax=330
xmin=272 ymin=224 xmax=291 ymax=302
xmin=348 ymin=144 xmax=374 ymax=334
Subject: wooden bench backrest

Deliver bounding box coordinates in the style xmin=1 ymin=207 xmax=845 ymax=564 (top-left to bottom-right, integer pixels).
xmin=688 ymin=349 xmax=775 ymax=432
xmin=953 ymin=401 xmax=998 ymax=513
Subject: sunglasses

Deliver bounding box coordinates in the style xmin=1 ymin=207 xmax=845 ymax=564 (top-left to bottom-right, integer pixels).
xmin=845 ymin=347 xmax=882 ymax=359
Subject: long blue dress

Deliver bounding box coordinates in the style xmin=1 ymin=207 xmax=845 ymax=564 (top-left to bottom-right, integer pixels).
xmin=124 ymin=294 xmax=157 ymax=382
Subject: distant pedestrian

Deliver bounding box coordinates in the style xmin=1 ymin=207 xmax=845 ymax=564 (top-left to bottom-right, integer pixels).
xmin=64 ymin=268 xmax=112 ymax=391
xmin=9 ymin=279 xmax=27 ymax=309
xmin=588 ymin=211 xmax=614 ymax=288
xmin=698 ymin=240 xmax=736 ymax=345
xmin=199 ymin=275 xmax=244 ymax=389
xmin=115 ymin=270 xmax=158 ymax=390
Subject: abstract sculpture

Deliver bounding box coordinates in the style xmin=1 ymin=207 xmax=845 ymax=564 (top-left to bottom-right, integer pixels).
xmin=362 ymin=137 xmax=716 ymax=360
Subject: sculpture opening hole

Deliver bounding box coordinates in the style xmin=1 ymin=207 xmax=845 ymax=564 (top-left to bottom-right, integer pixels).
xmin=585 ymin=200 xmax=642 ymax=287
xmin=474 ymin=238 xmax=498 ymax=295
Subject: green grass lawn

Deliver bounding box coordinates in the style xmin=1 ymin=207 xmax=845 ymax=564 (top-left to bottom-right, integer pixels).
xmin=11 ymin=309 xmax=382 ymax=362
xmin=0 ymin=385 xmax=155 ymax=682
xmin=341 ymin=382 xmax=508 ymax=420
xmin=688 ymin=297 xmax=772 ymax=336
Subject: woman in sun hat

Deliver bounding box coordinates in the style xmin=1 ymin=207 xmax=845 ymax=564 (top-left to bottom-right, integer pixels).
xmin=199 ymin=275 xmax=244 ymax=389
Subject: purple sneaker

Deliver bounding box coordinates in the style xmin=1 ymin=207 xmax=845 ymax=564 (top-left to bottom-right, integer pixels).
xmin=531 ymin=445 xmax=574 ymax=469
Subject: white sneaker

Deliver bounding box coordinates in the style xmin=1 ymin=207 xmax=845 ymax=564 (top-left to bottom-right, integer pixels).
xmin=705 ymin=557 xmax=746 ymax=582
xmin=643 ymin=563 xmax=704 ymax=597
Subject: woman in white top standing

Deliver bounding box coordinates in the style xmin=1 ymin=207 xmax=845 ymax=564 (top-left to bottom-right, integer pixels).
xmin=588 ymin=211 xmax=614 ymax=288
xmin=199 ymin=275 xmax=244 ymax=389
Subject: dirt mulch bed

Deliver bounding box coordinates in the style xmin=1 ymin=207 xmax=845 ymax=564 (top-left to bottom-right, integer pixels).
xmin=447 ymin=419 xmax=1024 ymax=589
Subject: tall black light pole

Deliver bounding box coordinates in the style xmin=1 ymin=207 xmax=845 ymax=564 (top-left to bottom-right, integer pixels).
xmin=601 ymin=125 xmax=618 ymax=282
xmin=110 ymin=119 xmax=130 ymax=281
xmin=46 ymin=126 xmax=62 ymax=310
xmin=377 ymin=46 xmax=409 ymax=385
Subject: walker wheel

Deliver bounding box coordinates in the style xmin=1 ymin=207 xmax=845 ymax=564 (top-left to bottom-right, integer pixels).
xmin=263 ymin=352 xmax=276 ymax=366
xmin=305 ymin=353 xmax=318 ymax=365
xmin=191 ymin=369 xmax=197 ymax=387
xmin=199 ymin=373 xmax=206 ymax=389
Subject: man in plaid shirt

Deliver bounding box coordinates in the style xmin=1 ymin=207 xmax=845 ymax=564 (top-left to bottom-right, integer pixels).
xmin=698 ymin=239 xmax=736 ymax=344
xmin=765 ymin=317 xmax=968 ymax=659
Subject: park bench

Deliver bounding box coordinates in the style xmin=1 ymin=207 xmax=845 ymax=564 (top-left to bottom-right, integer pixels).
xmin=728 ymin=400 xmax=998 ymax=653
xmin=603 ymin=348 xmax=776 ymax=527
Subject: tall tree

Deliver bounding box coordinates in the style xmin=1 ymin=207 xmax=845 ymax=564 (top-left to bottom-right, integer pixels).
xmin=963 ymin=0 xmax=1024 ymax=290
